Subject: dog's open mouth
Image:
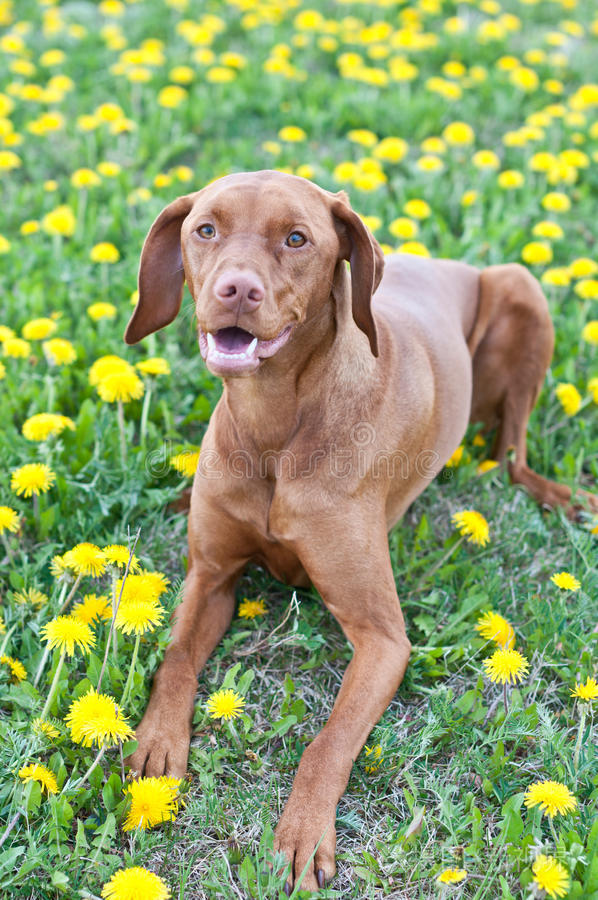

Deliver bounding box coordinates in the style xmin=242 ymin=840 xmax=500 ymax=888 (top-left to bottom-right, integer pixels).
xmin=198 ymin=324 xmax=293 ymax=375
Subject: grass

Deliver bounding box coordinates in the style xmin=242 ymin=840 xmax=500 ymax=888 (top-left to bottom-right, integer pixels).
xmin=0 ymin=0 xmax=597 ymax=897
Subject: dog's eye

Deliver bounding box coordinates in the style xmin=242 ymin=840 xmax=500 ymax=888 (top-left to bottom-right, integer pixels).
xmin=197 ymin=224 xmax=216 ymax=239
xmin=286 ymin=231 xmax=306 ymax=248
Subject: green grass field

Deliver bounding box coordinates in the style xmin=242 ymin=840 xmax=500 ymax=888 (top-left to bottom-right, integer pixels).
xmin=1 ymin=0 xmax=597 ymax=897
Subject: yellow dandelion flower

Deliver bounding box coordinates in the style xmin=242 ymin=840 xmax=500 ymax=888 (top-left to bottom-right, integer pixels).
xmin=0 ymin=325 xmax=15 ymax=341
xmin=483 ymin=648 xmax=529 ymax=684
xmin=22 ymin=318 xmax=57 ymax=341
xmin=115 ymin=599 xmax=164 ymax=635
xmin=3 ymin=337 xmax=31 ymax=358
xmin=87 ymin=301 xmax=117 ymax=321
xmin=463 ymin=190 xmax=479 ymax=208
xmin=445 ymin=445 xmax=464 ymax=468
xmin=71 ymin=167 xmax=101 ymax=188
xmin=32 ymin=718 xmax=60 ymax=739
xmin=521 ymin=242 xmax=553 ymax=265
xmin=542 ymin=268 xmax=571 ymax=287
xmin=101 ymin=867 xmax=170 ymax=900
xmin=103 ymin=545 xmax=140 ymax=571
xmin=451 ymin=510 xmax=490 ymax=546
xmin=136 ymin=357 xmax=171 ymax=376
xmin=42 ymin=205 xmax=76 ymax=237
xmin=72 ymin=594 xmax=112 ymax=624
xmin=206 ymin=688 xmax=245 ymax=720
xmin=123 ymin=776 xmax=181 ymax=830
xmin=49 ymin=554 xmax=72 ymax=579
xmin=403 ymin=198 xmax=430 ymax=219
xmin=90 ymin=242 xmax=120 ymax=263
xmin=550 ymin=571 xmax=580 ymax=591
xmin=389 ymin=217 xmax=418 ymax=239
xmin=115 ymin=571 xmax=170 ymax=606
xmin=498 ymin=169 xmax=525 ymax=189
xmin=398 ymin=241 xmax=429 ymax=257
xmin=443 ymin=121 xmax=475 ymax=145
xmin=18 ymin=762 xmax=58 ymax=795
xmin=22 ymin=413 xmax=75 ymax=442
xmin=364 ymin=743 xmax=383 ymax=773
xmin=65 ymin=542 xmax=107 ymax=577
xmin=158 ymin=85 xmax=187 ymax=107
xmin=569 ymin=257 xmax=598 ymax=278
xmin=524 ymin=780 xmax=577 ymax=818
xmin=135 ymin=571 xmax=170 ymax=596
xmin=477 ymin=460 xmax=499 ymax=475
xmin=11 ymin=463 xmax=56 ymax=497
xmin=575 ymin=279 xmax=598 ymax=300
xmin=0 ymin=506 xmax=19 ymax=534
xmin=1 ymin=654 xmax=27 ymax=681
xmin=12 ymin=587 xmax=48 ymax=607
xmin=555 ymin=383 xmax=582 ymax=416
xmin=278 ymin=125 xmax=307 ymax=142
xmin=532 ymin=221 xmax=564 ymax=240
xmin=41 ymin=615 xmax=95 ymax=656
xmin=373 ymin=136 xmax=408 ymax=162
xmin=89 ymin=355 xmax=133 ymax=385
xmin=436 ymin=868 xmax=467 ymax=884
xmin=238 ymin=598 xmax=267 ymax=619
xmin=542 ymin=192 xmax=571 ymax=213
xmin=472 ymin=149 xmax=500 ymax=169
xmin=571 ymin=676 xmax=598 ymax=701
xmin=475 ymin=611 xmax=515 ymax=649
xmin=532 ymin=855 xmax=569 ymax=899
xmin=43 ymin=338 xmax=77 ymax=366
xmin=582 ymin=322 xmax=598 ymax=344
xmin=170 ymin=450 xmax=200 ymax=477
xmin=97 ymin=370 xmax=144 ymax=403
xmin=65 ymin=688 xmax=134 ymax=747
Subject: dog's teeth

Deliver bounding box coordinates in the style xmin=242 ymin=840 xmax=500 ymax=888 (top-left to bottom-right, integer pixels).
xmin=207 ymin=332 xmax=216 ymax=351
xmin=247 ymin=337 xmax=257 ymax=355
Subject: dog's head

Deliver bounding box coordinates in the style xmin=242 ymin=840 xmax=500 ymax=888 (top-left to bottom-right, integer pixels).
xmin=125 ymin=170 xmax=384 ymax=376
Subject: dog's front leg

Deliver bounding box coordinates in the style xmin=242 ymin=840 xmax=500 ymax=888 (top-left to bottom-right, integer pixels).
xmin=128 ymin=559 xmax=241 ymax=778
xmin=273 ymin=516 xmax=411 ymax=893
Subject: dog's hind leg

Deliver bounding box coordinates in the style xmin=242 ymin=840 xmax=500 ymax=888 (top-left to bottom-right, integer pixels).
xmin=469 ymin=263 xmax=598 ymax=518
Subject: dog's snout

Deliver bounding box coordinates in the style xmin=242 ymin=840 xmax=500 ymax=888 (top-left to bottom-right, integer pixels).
xmin=214 ymin=269 xmax=265 ymax=313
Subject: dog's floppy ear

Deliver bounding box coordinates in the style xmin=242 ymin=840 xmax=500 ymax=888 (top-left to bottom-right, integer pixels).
xmin=124 ymin=193 xmax=196 ymax=345
xmin=331 ymin=194 xmax=384 ymax=357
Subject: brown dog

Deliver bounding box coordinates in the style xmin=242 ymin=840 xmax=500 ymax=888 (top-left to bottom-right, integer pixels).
xmin=125 ymin=170 xmax=596 ymax=892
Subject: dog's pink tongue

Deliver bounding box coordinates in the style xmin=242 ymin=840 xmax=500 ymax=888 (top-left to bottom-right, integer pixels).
xmin=213 ymin=327 xmax=254 ymax=354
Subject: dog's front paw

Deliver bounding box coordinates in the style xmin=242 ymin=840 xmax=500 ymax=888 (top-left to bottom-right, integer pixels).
xmin=274 ymin=802 xmax=337 ymax=893
xmin=127 ymin=706 xmax=191 ymax=778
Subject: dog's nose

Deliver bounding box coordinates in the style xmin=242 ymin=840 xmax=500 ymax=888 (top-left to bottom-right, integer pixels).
xmin=214 ymin=269 xmax=265 ymax=313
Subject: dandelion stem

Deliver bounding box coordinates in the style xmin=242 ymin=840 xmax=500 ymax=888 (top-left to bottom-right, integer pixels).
xmin=227 ymin=719 xmax=243 ymax=750
xmin=549 ymin=815 xmax=559 ymax=847
xmin=573 ymin=704 xmax=587 ymax=773
xmin=503 ymin=682 xmax=509 ymax=716
xmin=1 ymin=531 xmax=14 ymax=563
xmin=117 ymin=399 xmax=126 ymax=466
xmin=97 ymin=529 xmax=141 ymax=693
xmin=32 ymin=493 xmax=39 ymax=526
xmin=60 ymin=573 xmax=82 ymax=614
xmin=40 ymin=651 xmax=65 ymax=720
xmin=71 ymin=744 xmax=107 ymax=791
xmin=121 ymin=633 xmax=141 ymax=706
xmin=0 ymin=810 xmax=23 ymax=849
xmin=45 ymin=372 xmax=55 ymax=412
xmin=409 ymin=535 xmax=465 ymax=595
xmin=0 ymin=623 xmax=18 ymax=657
xmin=34 ymin=577 xmax=73 ymax=688
xmin=139 ymin=380 xmax=152 ymax=446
